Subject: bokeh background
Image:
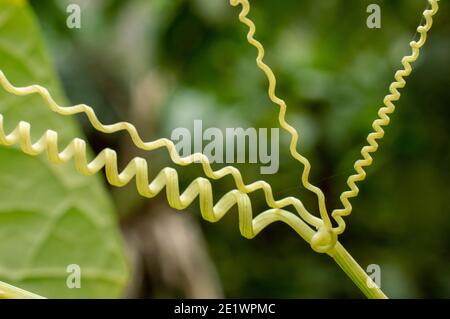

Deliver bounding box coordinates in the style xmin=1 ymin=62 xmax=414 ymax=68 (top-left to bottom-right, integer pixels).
xmin=29 ymin=0 xmax=449 ymax=298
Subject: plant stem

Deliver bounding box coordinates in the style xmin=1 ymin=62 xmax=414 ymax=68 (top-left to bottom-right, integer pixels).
xmin=330 ymin=243 xmax=387 ymax=299
xmin=0 ymin=280 xmax=45 ymax=299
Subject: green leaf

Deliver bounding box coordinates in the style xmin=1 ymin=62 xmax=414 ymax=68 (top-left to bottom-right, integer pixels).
xmin=0 ymin=0 xmax=129 ymax=298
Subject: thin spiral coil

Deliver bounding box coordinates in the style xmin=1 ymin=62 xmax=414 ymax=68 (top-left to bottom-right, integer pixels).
xmin=0 ymin=114 xmax=325 ymax=250
xmin=0 ymin=0 xmax=440 ymax=254
xmin=331 ymin=0 xmax=440 ymax=234
xmin=0 ymin=71 xmax=325 ymax=225
xmin=232 ymin=0 xmax=440 ymax=235
xmin=0 ymin=71 xmax=339 ymax=252
xmin=231 ymin=0 xmax=332 ymax=230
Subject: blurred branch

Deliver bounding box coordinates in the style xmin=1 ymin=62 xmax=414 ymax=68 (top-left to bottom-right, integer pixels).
xmin=122 ymin=203 xmax=223 ymax=298
xmin=0 ymin=281 xmax=45 ymax=299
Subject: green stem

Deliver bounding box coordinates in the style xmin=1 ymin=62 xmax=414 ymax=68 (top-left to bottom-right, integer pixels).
xmin=330 ymin=243 xmax=387 ymax=299
xmin=0 ymin=280 xmax=45 ymax=299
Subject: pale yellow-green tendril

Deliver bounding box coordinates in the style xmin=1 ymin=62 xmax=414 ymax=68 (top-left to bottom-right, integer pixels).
xmin=231 ymin=0 xmax=440 ymax=238
xmin=230 ymin=0 xmax=335 ymax=251
xmin=331 ymin=0 xmax=440 ymax=234
xmin=0 ymin=0 xmax=439 ymax=299
xmin=0 ymin=0 xmax=439 ymax=255
xmin=0 ymin=114 xmax=386 ymax=298
xmin=0 ymin=70 xmax=341 ymax=252
xmin=0 ymin=114 xmax=318 ymax=245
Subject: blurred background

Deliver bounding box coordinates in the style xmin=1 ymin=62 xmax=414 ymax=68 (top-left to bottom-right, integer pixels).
xmin=29 ymin=0 xmax=449 ymax=298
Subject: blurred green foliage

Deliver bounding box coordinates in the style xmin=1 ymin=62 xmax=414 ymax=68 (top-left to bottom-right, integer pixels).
xmin=0 ymin=0 xmax=128 ymax=298
xmin=31 ymin=0 xmax=449 ymax=298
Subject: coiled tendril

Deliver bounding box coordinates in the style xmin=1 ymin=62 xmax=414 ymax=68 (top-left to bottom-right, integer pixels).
xmin=0 ymin=0 xmax=440 ymax=298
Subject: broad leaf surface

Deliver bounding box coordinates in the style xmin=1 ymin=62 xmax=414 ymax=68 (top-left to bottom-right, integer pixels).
xmin=0 ymin=0 xmax=129 ymax=298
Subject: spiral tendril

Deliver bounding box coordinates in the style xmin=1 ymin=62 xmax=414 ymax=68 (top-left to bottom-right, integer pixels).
xmin=0 ymin=0 xmax=440 ymax=255
xmin=331 ymin=0 xmax=440 ymax=234
xmin=0 ymin=114 xmax=320 ymax=247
